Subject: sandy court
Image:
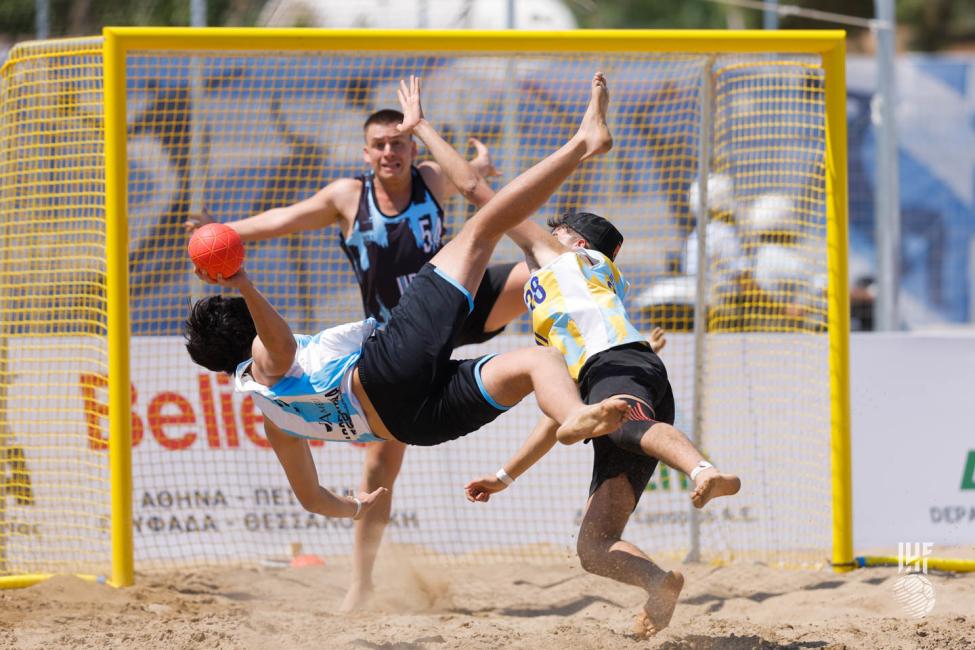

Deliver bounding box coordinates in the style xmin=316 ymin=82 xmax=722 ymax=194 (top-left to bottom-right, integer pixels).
xmin=2 ymin=550 xmax=974 ymax=650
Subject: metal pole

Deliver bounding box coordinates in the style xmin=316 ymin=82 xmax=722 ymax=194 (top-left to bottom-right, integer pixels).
xmin=35 ymin=0 xmax=49 ymax=39
xmin=687 ymin=57 xmax=715 ymax=565
xmin=103 ymin=28 xmax=135 ymax=588
xmin=418 ymin=0 xmax=429 ymax=28
xmin=503 ymin=1 xmax=517 ymax=186
xmin=189 ymin=0 xmax=207 ymax=199
xmin=189 ymin=0 xmax=208 ymax=303
xmin=873 ymin=0 xmax=900 ymax=330
xmin=190 ymin=0 xmax=206 ymax=28
xmin=763 ymin=0 xmax=779 ymax=30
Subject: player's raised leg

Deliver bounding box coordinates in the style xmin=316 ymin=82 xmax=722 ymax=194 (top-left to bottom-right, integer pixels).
xmin=632 ymin=420 xmax=741 ymax=508
xmin=429 ymin=72 xmax=612 ymax=294
xmin=340 ymin=439 xmax=407 ymax=613
xmin=479 ymin=346 xmax=629 ymax=439
xmin=558 ymin=396 xmax=741 ymax=509
xmin=481 ymin=262 xmax=532 ymax=334
xmin=578 ymin=475 xmax=684 ymax=639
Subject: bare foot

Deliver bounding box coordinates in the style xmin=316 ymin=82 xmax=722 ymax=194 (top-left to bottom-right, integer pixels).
xmin=556 ymin=398 xmax=628 ymax=445
xmin=632 ymin=570 xmax=684 ymax=638
xmin=339 ymin=581 xmax=374 ymax=614
xmin=577 ymin=72 xmax=613 ymax=160
xmin=690 ymin=469 xmax=741 ymax=508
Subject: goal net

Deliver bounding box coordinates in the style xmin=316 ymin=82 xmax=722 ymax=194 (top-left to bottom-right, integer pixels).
xmin=0 ymin=30 xmax=847 ymax=584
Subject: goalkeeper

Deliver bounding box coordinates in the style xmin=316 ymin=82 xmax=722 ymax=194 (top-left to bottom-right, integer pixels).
xmin=464 ymin=210 xmax=741 ymax=638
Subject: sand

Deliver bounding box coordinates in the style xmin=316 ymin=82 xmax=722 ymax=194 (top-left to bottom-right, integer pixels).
xmin=2 ymin=553 xmax=974 ymax=649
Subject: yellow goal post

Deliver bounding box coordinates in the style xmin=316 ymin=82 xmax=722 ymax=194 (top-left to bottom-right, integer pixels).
xmin=0 ymin=28 xmax=851 ymax=589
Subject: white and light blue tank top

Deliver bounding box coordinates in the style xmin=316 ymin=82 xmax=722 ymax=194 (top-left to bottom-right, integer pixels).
xmin=233 ymin=319 xmax=385 ymax=443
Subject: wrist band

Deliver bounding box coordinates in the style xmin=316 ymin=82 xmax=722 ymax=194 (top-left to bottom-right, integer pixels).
xmin=690 ymin=460 xmax=714 ymax=481
xmin=351 ymin=496 xmax=362 ymax=519
xmin=496 ymin=468 xmax=514 ymax=486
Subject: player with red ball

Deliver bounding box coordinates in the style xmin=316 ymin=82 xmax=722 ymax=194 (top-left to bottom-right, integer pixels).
xmin=188 ymin=223 xmax=245 ymax=279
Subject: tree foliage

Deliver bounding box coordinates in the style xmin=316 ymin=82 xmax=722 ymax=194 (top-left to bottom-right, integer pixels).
xmin=0 ymin=0 xmax=263 ymax=38
xmin=570 ymin=0 xmax=741 ymax=29
xmin=2 ymin=0 xmax=974 ymax=51
xmin=568 ymin=0 xmax=975 ymax=51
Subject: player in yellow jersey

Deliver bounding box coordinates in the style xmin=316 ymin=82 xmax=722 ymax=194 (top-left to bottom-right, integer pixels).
xmin=465 ymin=211 xmax=741 ymax=638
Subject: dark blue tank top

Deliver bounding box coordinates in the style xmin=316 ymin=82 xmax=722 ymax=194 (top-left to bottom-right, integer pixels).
xmin=339 ymin=168 xmax=445 ymax=322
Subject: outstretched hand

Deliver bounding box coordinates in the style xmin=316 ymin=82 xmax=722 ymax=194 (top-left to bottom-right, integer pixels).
xmin=649 ymin=326 xmax=667 ymax=354
xmin=464 ymin=474 xmax=508 ymax=503
xmin=469 ymin=137 xmax=501 ymax=179
xmin=193 ymin=266 xmax=250 ymax=290
xmin=353 ymin=486 xmax=389 ymax=520
xmin=396 ymin=75 xmax=424 ymax=134
xmin=184 ymin=206 xmax=214 ymax=233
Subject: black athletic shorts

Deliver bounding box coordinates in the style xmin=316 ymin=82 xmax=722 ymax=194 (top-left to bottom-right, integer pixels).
xmin=455 ymin=262 xmax=519 ymax=346
xmin=357 ymin=263 xmax=510 ymax=446
xmin=578 ymin=342 xmax=676 ymax=504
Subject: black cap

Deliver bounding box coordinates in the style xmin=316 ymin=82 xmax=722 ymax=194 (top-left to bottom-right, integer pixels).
xmin=558 ymin=211 xmax=624 ymax=260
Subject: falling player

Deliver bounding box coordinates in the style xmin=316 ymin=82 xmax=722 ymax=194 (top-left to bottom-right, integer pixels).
xmin=464 ymin=210 xmax=741 ymax=637
xmin=184 ymin=77 xmax=526 ymax=610
xmin=185 ymin=74 xmax=633 ymax=599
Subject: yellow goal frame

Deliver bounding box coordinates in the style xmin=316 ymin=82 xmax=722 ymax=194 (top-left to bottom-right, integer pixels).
xmin=3 ymin=28 xmax=853 ymax=588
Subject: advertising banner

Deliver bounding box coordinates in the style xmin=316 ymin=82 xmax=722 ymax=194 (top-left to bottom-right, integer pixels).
xmin=14 ymin=332 xmax=972 ymax=566
xmin=851 ymin=333 xmax=975 ymax=550
xmin=2 ymin=334 xmax=797 ymax=566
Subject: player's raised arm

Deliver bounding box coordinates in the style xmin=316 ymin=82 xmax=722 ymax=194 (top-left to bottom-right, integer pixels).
xmin=264 ymin=420 xmax=388 ymax=520
xmin=397 ymin=75 xmax=495 ymax=207
xmin=468 ymin=136 xmax=501 ymax=183
xmin=183 ymin=178 xmax=355 ymax=241
xmin=398 ymin=74 xmax=569 ymax=267
xmin=195 ymin=267 xmax=297 ymax=384
xmin=464 ymin=416 xmax=559 ymax=502
xmin=505 ymin=220 xmax=569 ymax=271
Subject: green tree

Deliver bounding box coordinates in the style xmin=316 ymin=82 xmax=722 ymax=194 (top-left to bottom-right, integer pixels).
xmin=570 ymin=0 xmax=743 ymax=29
xmin=570 ymin=0 xmax=975 ymax=51
xmin=778 ymin=0 xmax=975 ymax=51
xmin=0 ymin=0 xmax=263 ymax=39
xmin=897 ymin=0 xmax=975 ymax=51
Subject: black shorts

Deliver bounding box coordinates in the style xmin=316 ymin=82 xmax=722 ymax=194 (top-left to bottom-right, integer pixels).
xmin=578 ymin=342 xmax=676 ymax=503
xmin=357 ymin=264 xmax=510 ymax=446
xmin=455 ymin=262 xmax=519 ymax=346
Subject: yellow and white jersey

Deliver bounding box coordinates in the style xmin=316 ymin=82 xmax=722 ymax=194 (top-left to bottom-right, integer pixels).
xmin=526 ymin=249 xmax=645 ymax=379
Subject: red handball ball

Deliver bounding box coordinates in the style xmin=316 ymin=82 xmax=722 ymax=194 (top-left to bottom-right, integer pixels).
xmin=188 ymin=223 xmax=245 ymax=279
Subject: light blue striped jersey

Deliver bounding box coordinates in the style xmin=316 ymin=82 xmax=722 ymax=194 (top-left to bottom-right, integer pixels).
xmin=233 ymin=319 xmax=384 ymax=443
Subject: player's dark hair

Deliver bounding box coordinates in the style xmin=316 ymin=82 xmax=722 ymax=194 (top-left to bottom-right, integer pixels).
xmin=546 ymin=213 xmax=584 ymax=239
xmin=363 ymin=109 xmax=405 ymax=131
xmin=183 ymin=295 xmax=257 ymax=374
xmin=547 ymin=211 xmax=624 ymax=260
xmin=547 ymin=213 xmax=590 ymax=253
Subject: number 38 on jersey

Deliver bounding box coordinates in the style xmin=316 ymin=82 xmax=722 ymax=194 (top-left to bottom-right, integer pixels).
xmin=523 ymin=276 xmax=547 ymax=311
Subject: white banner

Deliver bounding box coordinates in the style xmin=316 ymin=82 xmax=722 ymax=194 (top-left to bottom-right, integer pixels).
xmin=19 ymin=332 xmax=975 ymax=565
xmin=3 ymin=333 xmax=789 ymax=566
xmin=851 ymin=333 xmax=975 ymax=550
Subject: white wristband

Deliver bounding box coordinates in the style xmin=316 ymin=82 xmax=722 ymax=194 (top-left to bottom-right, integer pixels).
xmin=690 ymin=460 xmax=714 ymax=481
xmin=351 ymin=496 xmax=362 ymax=519
xmin=496 ymin=468 xmax=514 ymax=486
